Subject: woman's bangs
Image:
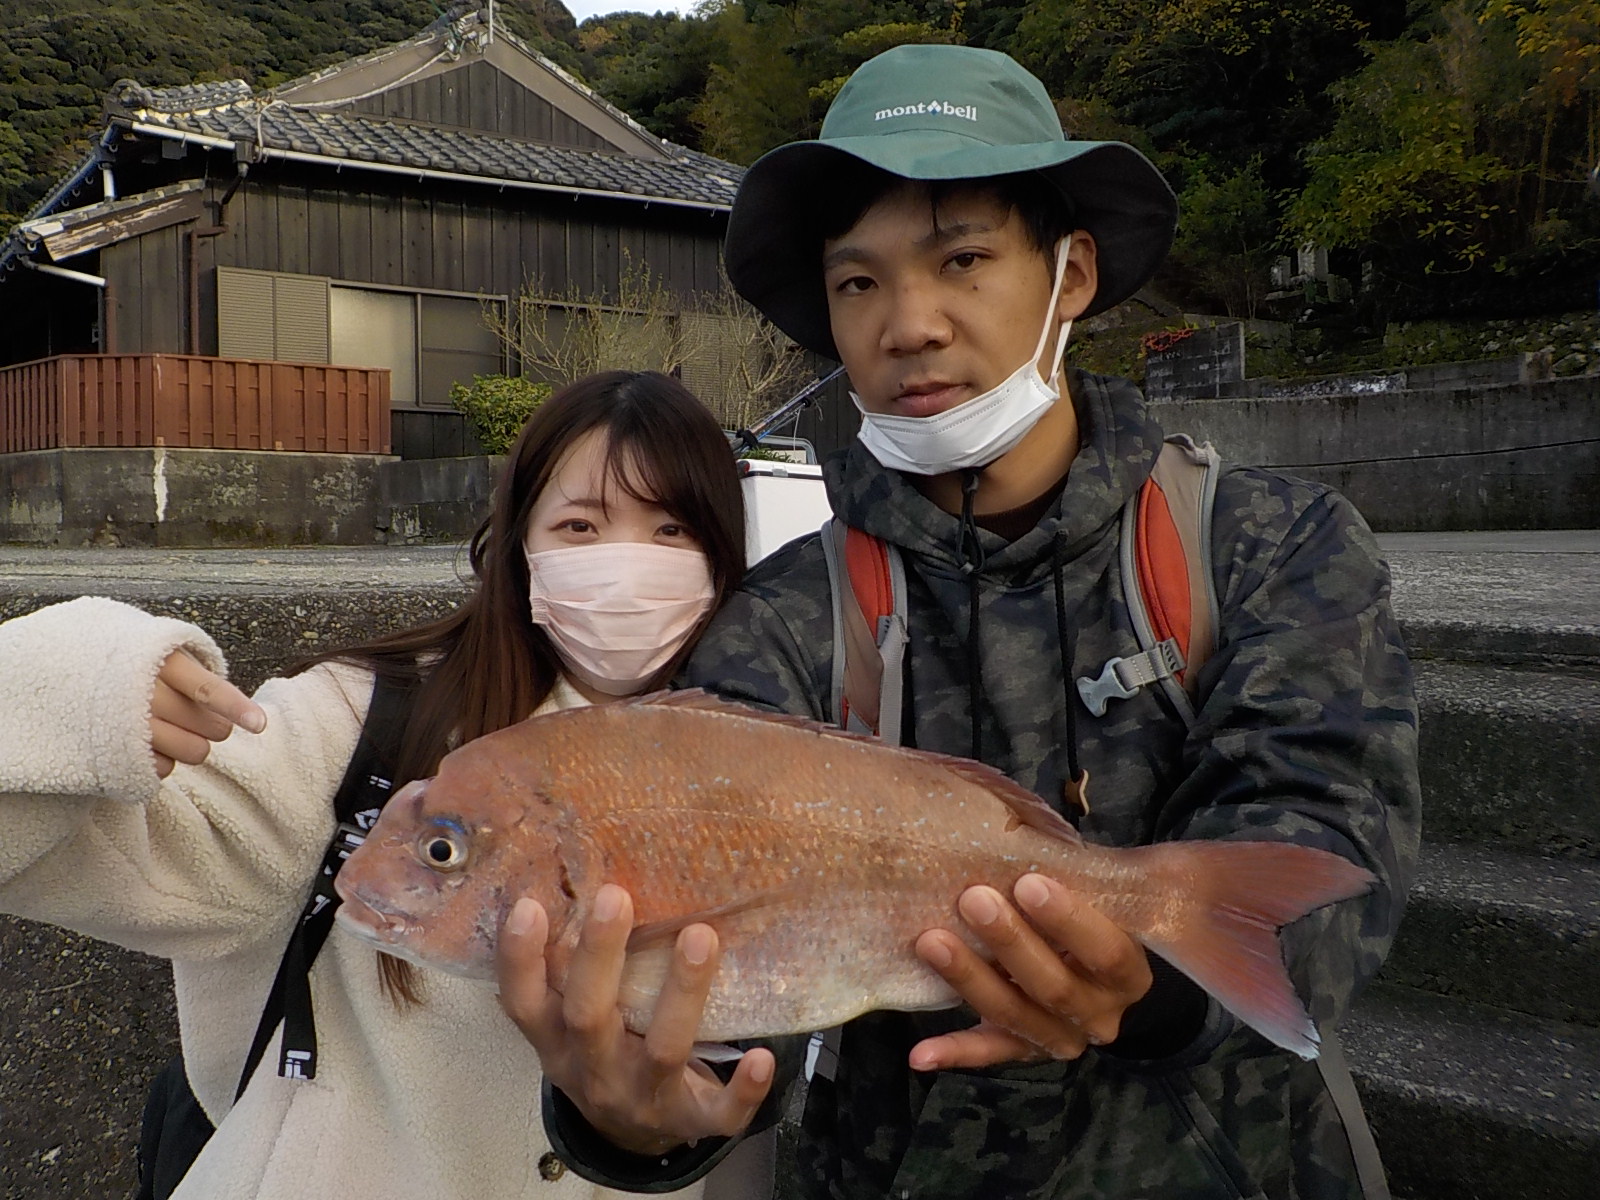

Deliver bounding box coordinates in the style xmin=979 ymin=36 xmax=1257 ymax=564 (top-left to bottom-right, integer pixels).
xmin=603 ymin=426 xmax=711 ymax=531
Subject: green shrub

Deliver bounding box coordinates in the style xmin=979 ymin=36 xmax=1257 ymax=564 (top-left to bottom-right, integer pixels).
xmin=734 ymin=444 xmax=794 ymax=462
xmin=449 ymin=375 xmax=553 ymax=455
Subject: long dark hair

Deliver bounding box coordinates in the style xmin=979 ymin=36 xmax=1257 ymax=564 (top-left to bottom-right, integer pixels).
xmin=303 ymin=370 xmax=746 ymax=1000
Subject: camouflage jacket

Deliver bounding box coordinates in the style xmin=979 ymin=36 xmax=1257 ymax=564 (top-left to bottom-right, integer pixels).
xmin=550 ymin=370 xmax=1421 ymax=1199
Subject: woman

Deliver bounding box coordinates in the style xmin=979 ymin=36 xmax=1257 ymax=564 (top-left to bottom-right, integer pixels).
xmin=0 ymin=371 xmax=763 ymax=1200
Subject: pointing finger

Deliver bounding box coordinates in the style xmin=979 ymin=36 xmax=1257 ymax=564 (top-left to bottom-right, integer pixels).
xmin=152 ymin=677 xmax=235 ymax=742
xmin=159 ymin=650 xmax=266 ymax=734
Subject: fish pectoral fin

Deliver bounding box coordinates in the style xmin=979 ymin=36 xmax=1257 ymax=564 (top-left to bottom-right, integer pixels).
xmin=624 ymin=888 xmax=799 ymax=954
xmin=617 ymin=946 xmax=673 ymax=1016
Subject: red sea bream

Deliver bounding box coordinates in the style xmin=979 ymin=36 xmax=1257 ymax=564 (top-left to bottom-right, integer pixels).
xmin=334 ymin=691 xmax=1373 ymax=1058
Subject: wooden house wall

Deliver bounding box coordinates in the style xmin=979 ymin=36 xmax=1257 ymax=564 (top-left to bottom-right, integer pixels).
xmin=101 ymin=162 xmax=728 ymax=357
xmin=97 ymin=159 xmax=729 ymax=456
xmin=350 ymin=60 xmax=616 ymax=152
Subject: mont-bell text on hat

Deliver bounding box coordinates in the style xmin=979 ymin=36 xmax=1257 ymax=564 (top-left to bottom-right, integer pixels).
xmin=874 ymin=101 xmax=979 ymax=123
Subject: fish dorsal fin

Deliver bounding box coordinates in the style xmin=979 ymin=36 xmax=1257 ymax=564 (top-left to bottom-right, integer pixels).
xmin=929 ymin=754 xmax=1083 ymax=843
xmin=627 ymin=689 xmax=894 ymax=744
xmin=627 ymin=688 xmax=839 ymax=729
xmin=628 ymin=689 xmax=1083 ymax=846
xmin=627 ymin=687 xmax=739 ymax=711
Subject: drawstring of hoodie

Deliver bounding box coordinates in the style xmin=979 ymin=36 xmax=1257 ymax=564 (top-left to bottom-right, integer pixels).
xmin=1052 ymin=531 xmax=1085 ymax=810
xmin=959 ymin=470 xmax=986 ymax=761
xmin=958 ymin=475 xmax=1085 ymax=813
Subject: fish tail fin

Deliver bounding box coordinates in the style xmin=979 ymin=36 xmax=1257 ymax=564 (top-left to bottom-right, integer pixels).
xmin=1134 ymin=839 xmax=1374 ymax=1060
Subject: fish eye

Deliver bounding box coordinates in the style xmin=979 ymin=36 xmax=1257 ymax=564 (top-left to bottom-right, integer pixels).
xmin=418 ymin=825 xmax=469 ymax=872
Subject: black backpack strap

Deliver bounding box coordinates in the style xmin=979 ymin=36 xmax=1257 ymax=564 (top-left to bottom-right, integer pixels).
xmin=234 ymin=670 xmax=415 ymax=1100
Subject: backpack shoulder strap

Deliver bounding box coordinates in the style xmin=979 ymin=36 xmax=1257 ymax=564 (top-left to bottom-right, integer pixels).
xmin=1078 ymin=435 xmax=1222 ymax=728
xmin=821 ymin=518 xmax=907 ymax=746
xmin=236 ymin=669 xmax=415 ymax=1100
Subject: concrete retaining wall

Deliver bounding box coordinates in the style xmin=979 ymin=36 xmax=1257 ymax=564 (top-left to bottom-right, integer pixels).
xmin=0 ymin=448 xmax=394 ymax=547
xmin=1152 ymin=374 xmax=1600 ymax=531
xmin=377 ymin=454 xmax=503 ymax=544
xmin=0 ymin=449 xmax=508 ymax=547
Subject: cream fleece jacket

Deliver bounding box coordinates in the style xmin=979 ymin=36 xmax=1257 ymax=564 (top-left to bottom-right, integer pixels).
xmin=0 ymin=597 xmax=755 ymax=1200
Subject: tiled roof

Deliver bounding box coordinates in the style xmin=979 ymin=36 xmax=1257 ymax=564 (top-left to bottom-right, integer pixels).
xmin=107 ymin=89 xmax=742 ymax=208
xmin=108 ymin=79 xmax=254 ymax=115
xmin=2 ymin=5 xmax=744 ymax=276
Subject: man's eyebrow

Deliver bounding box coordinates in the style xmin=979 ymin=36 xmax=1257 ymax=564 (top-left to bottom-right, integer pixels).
xmin=822 ymin=245 xmax=869 ymax=272
xmin=823 ymin=219 xmax=1001 ymax=271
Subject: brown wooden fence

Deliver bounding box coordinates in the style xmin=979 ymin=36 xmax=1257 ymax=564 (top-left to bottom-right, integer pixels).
xmin=0 ymin=355 xmax=391 ymax=454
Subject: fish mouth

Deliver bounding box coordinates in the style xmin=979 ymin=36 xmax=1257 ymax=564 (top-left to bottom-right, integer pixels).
xmin=334 ymin=891 xmax=411 ymax=946
xmin=333 ymin=896 xmax=496 ymax=983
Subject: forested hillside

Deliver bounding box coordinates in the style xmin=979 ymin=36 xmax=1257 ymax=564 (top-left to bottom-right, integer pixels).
xmin=4 ymin=0 xmax=1597 ymax=323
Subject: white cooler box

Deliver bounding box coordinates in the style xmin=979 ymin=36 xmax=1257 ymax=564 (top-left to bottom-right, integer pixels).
xmin=738 ymin=460 xmax=832 ymax=565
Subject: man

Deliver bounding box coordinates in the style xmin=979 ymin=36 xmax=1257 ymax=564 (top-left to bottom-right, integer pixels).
xmin=499 ymin=43 xmax=1420 ymax=1199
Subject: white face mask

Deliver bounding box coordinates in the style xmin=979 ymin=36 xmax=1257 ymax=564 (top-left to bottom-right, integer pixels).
xmin=526 ymin=542 xmax=714 ymax=696
xmin=854 ymin=235 xmax=1074 ymax=476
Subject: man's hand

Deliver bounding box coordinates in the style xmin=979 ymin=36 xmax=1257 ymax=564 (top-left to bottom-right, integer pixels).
xmin=150 ymin=650 xmax=266 ymax=777
xmin=910 ymin=873 xmax=1153 ymax=1071
xmin=496 ymin=883 xmax=774 ymax=1155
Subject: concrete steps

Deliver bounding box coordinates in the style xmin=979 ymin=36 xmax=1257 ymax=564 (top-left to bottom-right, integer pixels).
xmin=1345 ymin=986 xmax=1600 ymax=1200
xmin=1343 ymin=539 xmax=1600 ymax=1199
xmin=1410 ymin=661 xmax=1600 ymax=857
xmin=1378 ymin=842 xmax=1600 ymax=1026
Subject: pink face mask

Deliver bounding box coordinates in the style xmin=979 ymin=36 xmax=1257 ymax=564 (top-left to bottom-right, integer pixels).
xmin=526 ymin=542 xmax=715 ymax=696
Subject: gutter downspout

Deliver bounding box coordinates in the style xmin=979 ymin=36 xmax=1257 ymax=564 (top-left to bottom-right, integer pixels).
xmin=187 ymin=162 xmax=249 ymax=355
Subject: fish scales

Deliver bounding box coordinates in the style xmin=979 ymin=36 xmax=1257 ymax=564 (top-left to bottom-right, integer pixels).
xmin=495 ymin=702 xmax=1094 ymax=1035
xmin=334 ymin=691 xmax=1375 ymax=1058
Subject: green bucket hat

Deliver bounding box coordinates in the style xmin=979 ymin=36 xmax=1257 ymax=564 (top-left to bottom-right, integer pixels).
xmin=724 ymin=44 xmax=1178 ymax=360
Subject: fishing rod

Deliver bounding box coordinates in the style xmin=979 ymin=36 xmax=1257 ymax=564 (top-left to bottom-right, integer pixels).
xmin=732 ymin=364 xmax=847 ymax=453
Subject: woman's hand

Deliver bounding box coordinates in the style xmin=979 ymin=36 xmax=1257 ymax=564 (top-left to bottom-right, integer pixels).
xmin=910 ymin=873 xmax=1153 ymax=1070
xmin=150 ymin=649 xmax=266 ymax=777
xmin=496 ymin=883 xmax=774 ymax=1156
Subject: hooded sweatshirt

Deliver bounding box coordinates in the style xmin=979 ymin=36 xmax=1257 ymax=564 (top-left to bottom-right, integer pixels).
xmin=550 ymin=370 xmax=1421 ymax=1199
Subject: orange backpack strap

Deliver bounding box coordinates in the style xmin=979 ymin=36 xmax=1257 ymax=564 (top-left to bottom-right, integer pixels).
xmin=821 ymin=518 xmax=908 ymax=743
xmin=1077 ymin=435 xmax=1221 ymax=727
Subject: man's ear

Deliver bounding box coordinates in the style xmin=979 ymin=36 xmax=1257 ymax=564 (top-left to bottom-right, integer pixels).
xmin=1057 ymin=230 xmax=1099 ymax=322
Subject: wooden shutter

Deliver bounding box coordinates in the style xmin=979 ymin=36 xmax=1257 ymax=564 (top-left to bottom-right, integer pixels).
xmin=216 ymin=267 xmax=277 ymax=359
xmin=217 ymin=267 xmax=330 ymax=362
xmin=273 ymin=274 xmax=330 ymax=362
